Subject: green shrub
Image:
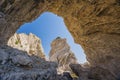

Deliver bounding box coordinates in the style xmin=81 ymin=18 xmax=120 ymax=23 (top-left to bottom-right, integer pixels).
xmin=15 ymin=40 xmax=19 ymax=45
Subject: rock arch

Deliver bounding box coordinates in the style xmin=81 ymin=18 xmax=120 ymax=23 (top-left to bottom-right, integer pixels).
xmin=0 ymin=0 xmax=120 ymax=77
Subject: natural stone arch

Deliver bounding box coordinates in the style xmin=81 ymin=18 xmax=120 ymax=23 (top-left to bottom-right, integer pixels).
xmin=0 ymin=0 xmax=120 ymax=77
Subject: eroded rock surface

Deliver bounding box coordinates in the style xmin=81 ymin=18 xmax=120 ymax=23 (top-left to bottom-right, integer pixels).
xmin=49 ymin=37 xmax=77 ymax=73
xmin=0 ymin=45 xmax=74 ymax=80
xmin=70 ymin=64 xmax=117 ymax=80
xmin=8 ymin=33 xmax=45 ymax=58
xmin=0 ymin=34 xmax=75 ymax=80
xmin=0 ymin=45 xmax=56 ymax=80
xmin=0 ymin=0 xmax=120 ymax=79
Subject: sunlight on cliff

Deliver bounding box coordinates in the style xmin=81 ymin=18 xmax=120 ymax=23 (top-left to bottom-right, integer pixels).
xmin=16 ymin=12 xmax=87 ymax=64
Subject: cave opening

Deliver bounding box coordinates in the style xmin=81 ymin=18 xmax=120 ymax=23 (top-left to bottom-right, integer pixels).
xmin=9 ymin=12 xmax=87 ymax=64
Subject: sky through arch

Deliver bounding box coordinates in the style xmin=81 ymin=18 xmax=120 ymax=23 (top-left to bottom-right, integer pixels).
xmin=17 ymin=12 xmax=86 ymax=63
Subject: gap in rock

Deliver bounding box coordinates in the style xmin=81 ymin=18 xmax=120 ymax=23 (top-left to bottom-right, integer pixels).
xmin=16 ymin=12 xmax=87 ymax=64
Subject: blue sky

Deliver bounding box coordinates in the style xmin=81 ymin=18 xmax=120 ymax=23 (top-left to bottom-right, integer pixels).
xmin=17 ymin=12 xmax=86 ymax=63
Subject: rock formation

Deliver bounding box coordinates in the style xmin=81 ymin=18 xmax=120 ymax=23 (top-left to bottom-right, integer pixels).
xmin=0 ymin=45 xmax=75 ymax=80
xmin=0 ymin=0 xmax=120 ymax=80
xmin=70 ymin=64 xmax=116 ymax=80
xmin=0 ymin=45 xmax=57 ymax=80
xmin=8 ymin=33 xmax=45 ymax=59
xmin=49 ymin=37 xmax=77 ymax=73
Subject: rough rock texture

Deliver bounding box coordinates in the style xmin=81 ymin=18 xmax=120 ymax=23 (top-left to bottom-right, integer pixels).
xmin=8 ymin=33 xmax=45 ymax=58
xmin=70 ymin=64 xmax=116 ymax=80
xmin=0 ymin=0 xmax=120 ymax=79
xmin=49 ymin=37 xmax=77 ymax=73
xmin=0 ymin=45 xmax=56 ymax=80
xmin=0 ymin=45 xmax=74 ymax=80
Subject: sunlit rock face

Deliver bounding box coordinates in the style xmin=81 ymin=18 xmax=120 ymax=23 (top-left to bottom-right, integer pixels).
xmin=49 ymin=37 xmax=77 ymax=73
xmin=8 ymin=33 xmax=45 ymax=59
xmin=0 ymin=0 xmax=120 ymax=79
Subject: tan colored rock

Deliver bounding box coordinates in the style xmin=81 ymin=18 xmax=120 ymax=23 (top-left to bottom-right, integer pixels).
xmin=0 ymin=0 xmax=120 ymax=79
xmin=49 ymin=37 xmax=77 ymax=73
xmin=8 ymin=33 xmax=45 ymax=59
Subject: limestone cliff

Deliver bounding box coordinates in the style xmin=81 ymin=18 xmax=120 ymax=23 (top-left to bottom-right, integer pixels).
xmin=49 ymin=37 xmax=77 ymax=73
xmin=8 ymin=33 xmax=45 ymax=59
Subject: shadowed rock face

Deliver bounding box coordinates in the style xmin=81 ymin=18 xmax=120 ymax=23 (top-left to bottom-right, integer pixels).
xmin=49 ymin=37 xmax=77 ymax=73
xmin=0 ymin=0 xmax=120 ymax=79
xmin=8 ymin=33 xmax=45 ymax=59
xmin=0 ymin=45 xmax=58 ymax=80
xmin=0 ymin=45 xmax=75 ymax=80
xmin=70 ymin=64 xmax=116 ymax=80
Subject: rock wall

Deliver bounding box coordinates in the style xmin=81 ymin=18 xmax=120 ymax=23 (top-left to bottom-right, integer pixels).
xmin=70 ymin=64 xmax=117 ymax=80
xmin=0 ymin=35 xmax=74 ymax=80
xmin=0 ymin=0 xmax=120 ymax=79
xmin=0 ymin=45 xmax=61 ymax=80
xmin=49 ymin=37 xmax=77 ymax=73
xmin=8 ymin=33 xmax=45 ymax=59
